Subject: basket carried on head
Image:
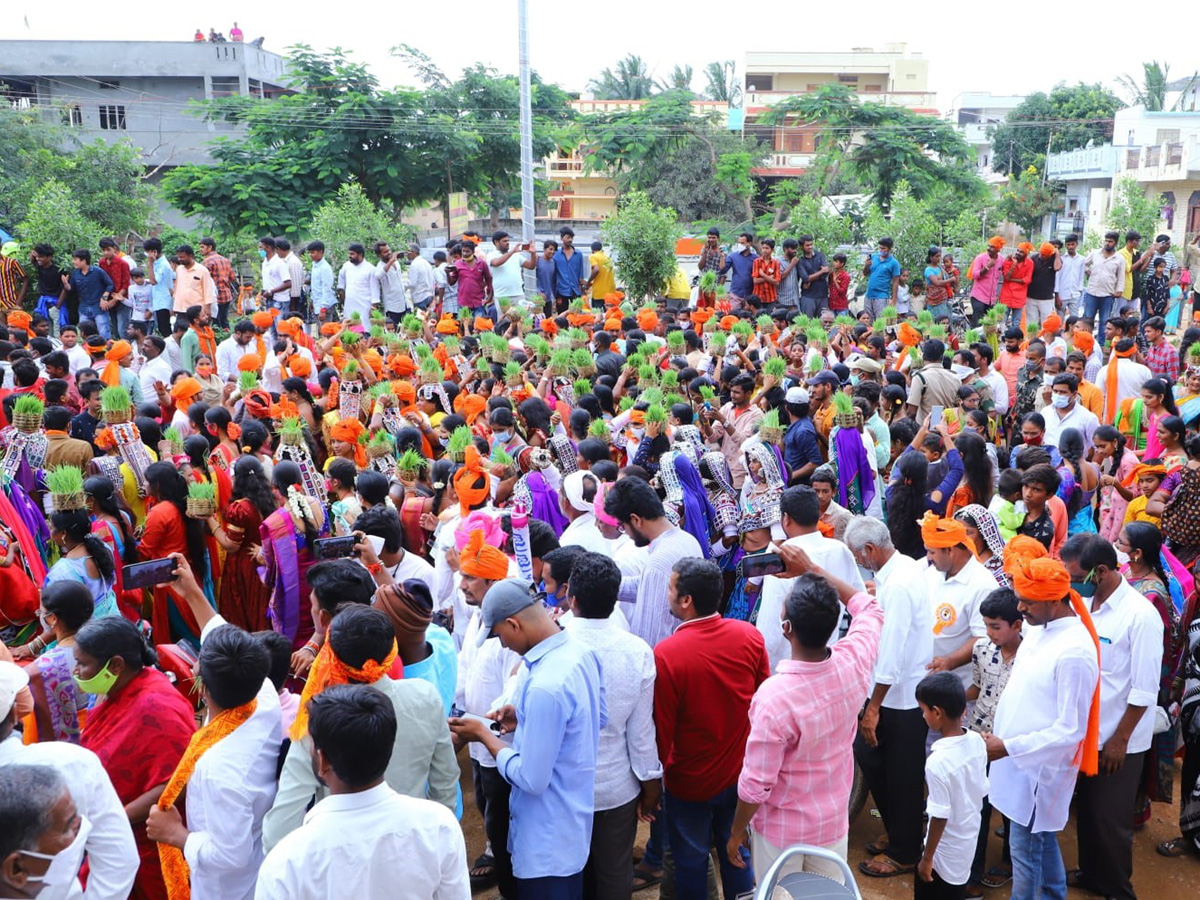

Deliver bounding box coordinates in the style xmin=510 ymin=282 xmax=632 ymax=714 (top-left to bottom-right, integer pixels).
xmin=186 ymin=482 xmax=218 ymax=519
xmin=47 ymin=465 xmax=87 ymax=513
xmin=11 ymin=395 xmax=44 ymax=434
xmin=100 ymin=386 xmax=132 ymax=425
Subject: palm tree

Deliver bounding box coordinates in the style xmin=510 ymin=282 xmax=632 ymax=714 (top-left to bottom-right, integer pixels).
xmin=587 ymin=55 xmax=654 ymax=101
xmin=1118 ymin=61 xmax=1200 ymax=111
xmin=703 ymin=60 xmax=741 ymax=106
xmin=657 ymin=64 xmax=694 ymax=95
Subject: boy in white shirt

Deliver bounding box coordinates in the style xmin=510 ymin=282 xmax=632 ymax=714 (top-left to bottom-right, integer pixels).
xmin=128 ymin=267 xmax=154 ymax=326
xmin=916 ymin=672 xmax=988 ymax=900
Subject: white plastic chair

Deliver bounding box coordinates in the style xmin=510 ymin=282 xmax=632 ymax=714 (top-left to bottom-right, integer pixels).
xmin=754 ymin=844 xmax=862 ymax=900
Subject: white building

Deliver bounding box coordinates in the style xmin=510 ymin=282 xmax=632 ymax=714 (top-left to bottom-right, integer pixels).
xmin=946 ymin=91 xmax=1024 ymax=181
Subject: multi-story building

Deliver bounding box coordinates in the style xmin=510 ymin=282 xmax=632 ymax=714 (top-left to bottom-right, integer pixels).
xmin=741 ymin=45 xmax=936 ymax=177
xmin=0 ymin=39 xmax=291 ymax=169
xmin=1044 ymin=144 xmax=1120 ymax=238
xmin=947 ymin=91 xmax=1024 ymax=179
xmin=1113 ymin=105 xmax=1200 ymax=240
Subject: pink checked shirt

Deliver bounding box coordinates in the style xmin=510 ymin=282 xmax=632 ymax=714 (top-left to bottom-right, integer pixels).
xmin=737 ymin=590 xmax=882 ymax=848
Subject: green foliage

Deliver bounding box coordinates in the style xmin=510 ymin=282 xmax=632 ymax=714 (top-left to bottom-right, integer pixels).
xmin=308 ymin=182 xmax=412 ymax=271
xmin=16 ymin=180 xmax=101 ymax=270
xmin=831 ymin=390 xmax=854 ymax=415
xmin=238 ymin=371 xmax=260 ymax=394
xmin=188 ymin=481 xmax=218 ymax=501
xmin=698 ymin=385 xmax=715 ymax=402
xmin=46 ymin=465 xmax=84 ymax=496
xmin=589 ymin=417 xmax=611 ymax=439
xmin=13 ymin=394 xmax=43 ymax=417
xmin=764 ymin=356 xmax=786 ymax=378
xmin=574 ymin=378 xmax=593 ymax=398
xmin=602 ymin=190 xmax=681 ymax=302
xmin=1106 ymin=176 xmax=1162 ymax=238
xmin=278 ymin=416 xmax=304 ymax=437
xmin=490 ymin=446 xmax=514 ymax=467
xmin=99 ymin=387 xmax=130 ymax=414
xmin=447 ymin=425 xmax=473 ymax=456
xmin=990 ymin=83 xmax=1123 ymax=175
xmin=702 ymin=61 xmax=741 ymax=105
xmin=398 ymin=448 xmax=427 ymax=472
xmin=1118 ymin=62 xmax=1199 ymax=112
xmin=761 ymin=407 xmax=781 ymax=430
xmin=588 ymin=54 xmax=655 ymax=100
xmin=645 ymin=404 xmax=668 ymax=425
xmin=999 ymin=167 xmax=1062 ymax=239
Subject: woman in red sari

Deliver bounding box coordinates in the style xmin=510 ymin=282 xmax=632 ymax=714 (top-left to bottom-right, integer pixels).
xmin=138 ymin=462 xmax=214 ymax=648
xmin=84 ymin=475 xmax=141 ymax=621
xmin=76 ymin=615 xmax=195 ymax=900
xmin=184 ymin=434 xmax=229 ymax=591
xmin=203 ymin=406 xmax=241 ymax=476
xmin=207 ymin=455 xmax=276 ymax=631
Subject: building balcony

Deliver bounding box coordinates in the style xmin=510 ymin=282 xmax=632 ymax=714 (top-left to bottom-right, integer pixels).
xmin=570 ymin=98 xmax=728 ymax=116
xmin=1119 ymin=139 xmax=1200 ymax=182
xmin=1045 ymin=144 xmax=1119 ymax=180
xmin=751 ymin=151 xmax=815 ymax=176
xmin=744 ymin=89 xmax=937 ymax=114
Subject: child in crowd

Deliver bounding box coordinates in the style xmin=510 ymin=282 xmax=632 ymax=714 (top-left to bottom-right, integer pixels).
xmin=965 ymin=588 xmax=1022 ymax=894
xmin=828 ymin=253 xmax=850 ymax=313
xmin=916 ymin=672 xmax=988 ymax=900
xmin=128 ymin=267 xmax=154 ymax=326
xmin=897 ymin=268 xmax=912 ymax=315
xmin=1123 ymin=460 xmax=1166 ymax=527
xmin=1142 ymin=257 xmax=1171 ymax=320
xmin=1016 ymin=463 xmax=1059 ymax=550
xmin=909 ymin=278 xmax=926 ymax=314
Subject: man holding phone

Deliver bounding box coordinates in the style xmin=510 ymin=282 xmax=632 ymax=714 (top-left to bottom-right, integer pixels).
xmin=905 ymin=339 xmax=962 ymax=421
xmin=489 ymin=232 xmax=537 ymax=314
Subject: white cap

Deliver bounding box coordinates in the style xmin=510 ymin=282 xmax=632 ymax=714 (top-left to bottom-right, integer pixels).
xmin=0 ymin=661 xmax=29 ymax=721
xmin=951 ymin=363 xmax=976 ymax=380
xmin=562 ymin=470 xmax=600 ymax=514
xmin=785 ymin=386 xmax=810 ymax=405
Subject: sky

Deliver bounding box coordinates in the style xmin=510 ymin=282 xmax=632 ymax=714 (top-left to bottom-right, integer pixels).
xmin=3 ymin=2 xmax=1196 ymax=111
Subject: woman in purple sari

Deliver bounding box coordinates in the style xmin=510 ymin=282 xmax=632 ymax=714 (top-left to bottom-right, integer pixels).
xmin=260 ymin=461 xmax=327 ymax=653
xmin=513 ymin=447 xmax=568 ymax=536
xmin=24 ymin=581 xmax=92 ymax=743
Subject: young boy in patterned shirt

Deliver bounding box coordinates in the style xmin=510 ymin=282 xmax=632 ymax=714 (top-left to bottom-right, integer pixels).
xmin=964 ymin=587 xmax=1023 ymax=893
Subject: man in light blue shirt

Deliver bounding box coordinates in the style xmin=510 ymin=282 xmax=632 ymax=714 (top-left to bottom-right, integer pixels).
xmin=143 ymin=237 xmax=176 ymax=338
xmin=862 ymin=236 xmax=901 ymax=319
xmin=307 ymin=241 xmax=336 ymax=321
xmin=450 ymin=579 xmax=605 ymax=898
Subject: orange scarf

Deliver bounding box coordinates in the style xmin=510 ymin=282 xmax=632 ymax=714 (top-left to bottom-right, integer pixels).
xmin=191 ymin=324 xmax=217 ymax=365
xmin=157 ymin=699 xmax=257 ymax=900
xmin=1104 ymin=345 xmax=1136 ymax=425
xmin=290 ymin=640 xmax=398 ymax=741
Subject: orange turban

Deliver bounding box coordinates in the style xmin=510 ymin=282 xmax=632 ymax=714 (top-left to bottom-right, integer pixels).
xmin=251 ymin=309 xmax=277 ymax=329
xmin=604 ymin=317 xmax=621 ymax=332
xmin=391 ymin=381 xmax=416 ymax=406
xmin=389 ymin=354 xmax=415 ymax=377
xmin=628 ymin=409 xmax=646 ymax=426
xmin=1039 ymin=315 xmax=1062 ymax=337
xmin=1002 ymin=535 xmax=1048 ymax=576
xmin=474 ymin=317 xmax=494 ymax=332
xmin=1009 ymin=556 xmax=1101 ymax=776
xmin=459 ymin=394 xmax=486 ymax=425
xmin=720 ymin=315 xmax=738 ymax=331
xmin=170 ymin=377 xmax=202 ymax=407
xmin=363 ymin=350 xmax=384 ymax=375
xmin=330 ymin=418 xmax=367 ymax=467
xmin=1039 ymin=242 xmax=1056 ymax=258
xmin=603 ymin=292 xmax=624 ymax=308
xmin=987 ymin=236 xmax=1006 ymax=250
xmin=237 ymin=353 xmax=263 ymax=373
xmin=7 ymin=310 xmax=32 ymax=337
xmin=436 ymin=314 xmax=460 ymax=335
xmin=94 ymin=428 xmax=115 ymax=451
xmin=289 ymin=638 xmax=398 ymax=741
xmin=1017 ymin=242 xmax=1034 ymax=254
xmin=453 ymin=446 xmax=491 ymax=516
xmin=919 ymin=511 xmax=972 ymax=552
xmin=1072 ymin=331 xmax=1094 ymax=357
xmin=320 ymin=322 xmax=341 ymax=336
xmin=459 ymin=528 xmax=509 ymax=580
xmin=1132 ymin=463 xmax=1168 ymax=481
xmin=897 ymin=323 xmax=922 ymax=347
xmin=637 ymin=308 xmax=659 ymax=332
xmin=100 ymin=340 xmax=132 ymax=386
xmin=277 ymin=316 xmax=303 ymax=337
xmin=243 ymin=389 xmax=272 ymax=420
xmin=288 ymin=356 xmax=312 ymax=378
xmin=691 ymin=308 xmax=714 ymax=326
xmin=540 ymin=318 xmax=559 ymax=336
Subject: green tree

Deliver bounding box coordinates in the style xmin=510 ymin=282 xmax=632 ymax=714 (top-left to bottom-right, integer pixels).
xmin=16 ymin=179 xmax=101 ymax=269
xmin=587 ymin=55 xmax=654 ymax=100
xmin=753 ymin=187 xmax=854 ymax=248
xmin=1106 ymin=176 xmax=1162 ymax=238
xmin=602 ymin=190 xmax=680 ymax=302
xmin=999 ymin=166 xmax=1062 ymax=239
xmin=623 ymin=131 xmax=756 ymax=223
xmin=308 ymin=181 xmax=412 ymax=270
xmin=867 ymin=184 xmax=940 ymax=273
xmin=703 ymin=61 xmax=741 ymax=106
xmin=990 ymin=83 xmax=1123 ymax=175
xmin=759 ymin=85 xmax=978 ymax=211
xmin=657 ymin=65 xmax=695 ymax=95
xmin=1118 ymin=61 xmax=1199 ymax=112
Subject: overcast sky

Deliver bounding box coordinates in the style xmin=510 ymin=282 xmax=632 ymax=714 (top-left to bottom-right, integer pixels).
xmin=4 ymin=3 xmax=1193 ymax=111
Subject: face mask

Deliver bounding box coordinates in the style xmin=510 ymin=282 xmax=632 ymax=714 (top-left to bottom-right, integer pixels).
xmin=849 ymin=374 xmax=860 ymax=386
xmin=632 ymin=427 xmax=645 ymax=439
xmin=1071 ymin=567 xmax=1098 ymax=598
xmin=74 ymin=660 xmax=118 ymax=695
xmin=439 ymin=436 xmax=450 ymax=449
xmin=493 ymin=431 xmax=512 ymax=445
xmin=258 ymin=249 xmax=267 ymax=259
xmin=196 ymin=364 xmax=213 ymax=377
xmin=1051 ymin=393 xmax=1071 ymax=409
xmin=1024 ymin=434 xmax=1042 ymax=445
xmin=21 ymin=816 xmax=91 ymax=886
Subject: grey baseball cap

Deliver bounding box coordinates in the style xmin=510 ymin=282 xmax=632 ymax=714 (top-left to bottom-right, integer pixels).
xmin=477 ymin=578 xmax=539 ymax=646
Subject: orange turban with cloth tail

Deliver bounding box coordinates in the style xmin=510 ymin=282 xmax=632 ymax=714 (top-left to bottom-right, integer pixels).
xmin=919 ymin=511 xmax=976 ymax=556
xmin=637 ymin=308 xmax=659 ymax=332
xmin=389 ymin=354 xmax=415 ymax=378
xmin=251 ymin=309 xmax=278 ymax=360
xmin=289 ymin=636 xmax=398 ymax=741
xmin=287 ymin=356 xmax=312 ymax=379
xmin=7 ymin=310 xmax=33 ymax=338
xmin=720 ymin=315 xmax=738 ymax=331
xmin=895 ymin=322 xmax=923 ymax=371
xmin=1039 ymin=314 xmax=1063 ymax=338
xmin=987 ymin=236 xmax=1006 ymax=251
xmin=540 ymin=318 xmax=559 ymax=336
xmin=474 ymin=317 xmax=494 ymax=332
xmin=459 ymin=527 xmax=510 ymax=580
xmin=453 ymin=446 xmax=491 ymax=517
xmin=1017 ymin=242 xmax=1035 ymax=255
xmin=1009 ymin=557 xmax=1102 ymax=776
xmin=100 ymin=340 xmax=132 ymax=387
xmin=436 ymin=314 xmax=460 ymax=335
xmin=391 ymin=380 xmax=417 ymax=412
xmin=459 ymin=393 xmax=487 ymax=425
xmin=330 ymin=418 xmax=367 ymax=468
xmin=690 ymin=307 xmax=714 ymax=327
xmin=1104 ymin=343 xmax=1138 ymax=424
xmin=1002 ymin=535 xmax=1048 ymax=576
xmin=170 ymin=377 xmax=203 ymax=409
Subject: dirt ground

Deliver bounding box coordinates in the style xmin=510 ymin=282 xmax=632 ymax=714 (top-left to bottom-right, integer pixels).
xmin=457 ymin=756 xmax=1199 ymax=899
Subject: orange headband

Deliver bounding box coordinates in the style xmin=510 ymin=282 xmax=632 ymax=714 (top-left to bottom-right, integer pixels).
xmin=289 ymin=639 xmax=398 ymax=740
xmin=459 ymin=527 xmax=509 ymax=580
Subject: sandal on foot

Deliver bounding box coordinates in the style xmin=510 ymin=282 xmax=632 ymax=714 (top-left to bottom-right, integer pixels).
xmin=864 ymin=837 xmax=890 ymax=856
xmin=981 ymin=866 xmax=1012 ymax=888
xmin=469 ymin=853 xmax=496 ymax=889
xmin=632 ymin=864 xmax=662 ymax=892
xmin=858 ymin=854 xmax=915 ymax=878
xmin=1157 ymin=837 xmax=1195 ymax=858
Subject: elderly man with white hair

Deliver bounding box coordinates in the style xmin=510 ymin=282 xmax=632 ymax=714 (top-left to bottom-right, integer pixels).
xmin=843 ymin=516 xmax=935 ymax=880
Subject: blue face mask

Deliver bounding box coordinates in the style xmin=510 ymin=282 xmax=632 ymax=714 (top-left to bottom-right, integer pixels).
xmin=258 ymin=249 xmax=267 ymax=259
xmin=493 ymin=431 xmax=512 ymax=445
xmin=1071 ymin=567 xmax=1098 ymax=598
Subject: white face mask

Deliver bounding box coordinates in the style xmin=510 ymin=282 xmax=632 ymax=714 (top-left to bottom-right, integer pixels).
xmin=22 ymin=815 xmax=91 ymax=886
xmin=1051 ymin=393 xmax=1071 ymax=409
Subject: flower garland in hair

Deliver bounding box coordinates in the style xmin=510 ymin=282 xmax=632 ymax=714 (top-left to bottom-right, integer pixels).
xmin=287 ymin=483 xmax=310 ymax=526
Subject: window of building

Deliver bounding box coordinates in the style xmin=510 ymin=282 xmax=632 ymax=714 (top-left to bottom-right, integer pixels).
xmin=837 ymin=74 xmax=859 ymax=83
xmin=249 ymin=78 xmax=263 ymax=99
xmin=98 ymin=104 xmax=126 ymax=130
xmin=0 ymin=79 xmax=37 ymax=107
xmin=97 ymin=79 xmax=119 ymax=90
xmin=61 ymin=104 xmax=82 ymax=127
xmin=744 ymin=75 xmax=772 ymax=92
xmin=1155 ymin=128 xmax=1180 ymax=144
xmin=862 ymin=84 xmax=882 ymax=92
xmin=211 ymin=76 xmax=240 ymax=98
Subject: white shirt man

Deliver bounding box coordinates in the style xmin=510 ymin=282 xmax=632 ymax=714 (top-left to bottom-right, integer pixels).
xmin=558 ymin=471 xmax=611 ymax=555
xmin=869 ymin=549 xmax=934 ymax=713
xmin=183 ymin=616 xmax=282 ymax=900
xmin=1040 ymin=389 xmax=1099 ymax=449
xmin=489 ymin=248 xmax=526 ymax=305
xmin=1055 ymin=246 xmax=1086 ymax=314
xmin=338 ymin=258 xmax=379 ymax=322
xmin=928 ymin=556 xmax=995 ymax=689
xmin=978 ymin=362 xmax=1010 ymax=416
xmin=408 ymin=249 xmax=436 ymax=309
xmin=0 ymin=664 xmax=139 ymax=900
xmin=256 ymin=781 xmax=469 ymax=900
xmin=262 ymin=345 xmax=315 ymax=395
xmin=1096 ymin=352 xmax=1152 ymax=418
xmin=456 ymin=610 xmax=522 ymax=771
xmin=261 ymin=253 xmax=290 ymax=312
xmin=139 ymin=349 xmax=174 ymax=400
xmin=65 ymin=340 xmax=92 ymax=376
xmin=280 ymin=250 xmax=305 ymax=307
xmin=376 ymin=253 xmax=409 ymax=318
xmin=216 ymin=332 xmax=257 ymax=382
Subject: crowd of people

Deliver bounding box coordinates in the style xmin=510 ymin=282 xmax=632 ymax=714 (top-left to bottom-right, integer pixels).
xmin=0 ymin=223 xmax=1198 ymax=900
